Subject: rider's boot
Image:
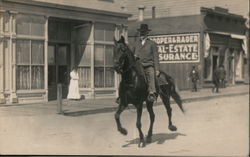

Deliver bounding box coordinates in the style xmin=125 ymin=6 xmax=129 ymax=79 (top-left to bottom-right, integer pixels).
xmin=148 ymin=92 xmax=156 ymax=103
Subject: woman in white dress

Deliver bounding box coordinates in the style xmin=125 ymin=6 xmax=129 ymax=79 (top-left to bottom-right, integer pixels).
xmin=67 ymin=66 xmax=81 ymax=100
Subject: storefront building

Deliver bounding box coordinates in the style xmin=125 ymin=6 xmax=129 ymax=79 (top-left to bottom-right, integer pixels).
xmin=128 ymin=7 xmax=248 ymax=90
xmin=0 ymin=0 xmax=130 ymax=104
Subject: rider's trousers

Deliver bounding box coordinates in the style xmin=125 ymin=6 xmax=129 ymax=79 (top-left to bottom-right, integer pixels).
xmin=144 ymin=66 xmax=156 ymax=94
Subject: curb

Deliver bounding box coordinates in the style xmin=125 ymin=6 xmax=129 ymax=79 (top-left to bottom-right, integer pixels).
xmin=62 ymin=91 xmax=248 ymax=116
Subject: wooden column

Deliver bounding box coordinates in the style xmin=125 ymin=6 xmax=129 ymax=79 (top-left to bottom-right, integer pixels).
xmin=90 ymin=22 xmax=95 ymax=99
xmin=44 ymin=16 xmax=49 ymax=101
xmin=9 ymin=11 xmax=18 ymax=103
xmin=0 ymin=10 xmax=6 ymax=103
xmin=114 ymin=25 xmax=119 ymax=97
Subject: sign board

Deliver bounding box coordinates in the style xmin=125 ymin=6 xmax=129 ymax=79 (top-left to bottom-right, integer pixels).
xmin=149 ymin=33 xmax=200 ymax=63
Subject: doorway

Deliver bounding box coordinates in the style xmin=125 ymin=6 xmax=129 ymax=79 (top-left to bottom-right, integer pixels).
xmin=212 ymin=55 xmax=218 ymax=71
xmin=48 ymin=44 xmax=70 ymax=100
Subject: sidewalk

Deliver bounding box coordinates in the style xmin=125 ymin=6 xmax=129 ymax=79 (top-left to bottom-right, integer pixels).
xmin=0 ymin=85 xmax=249 ymax=116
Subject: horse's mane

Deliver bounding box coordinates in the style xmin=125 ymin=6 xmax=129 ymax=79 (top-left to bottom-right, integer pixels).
xmin=117 ymin=36 xmax=136 ymax=65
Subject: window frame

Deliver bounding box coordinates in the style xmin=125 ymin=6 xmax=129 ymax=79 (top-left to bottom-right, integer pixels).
xmin=93 ymin=23 xmax=115 ymax=88
xmin=16 ymin=14 xmax=46 ymax=91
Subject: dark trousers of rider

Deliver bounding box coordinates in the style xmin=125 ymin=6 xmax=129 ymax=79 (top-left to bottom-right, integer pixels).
xmin=144 ymin=66 xmax=156 ymax=94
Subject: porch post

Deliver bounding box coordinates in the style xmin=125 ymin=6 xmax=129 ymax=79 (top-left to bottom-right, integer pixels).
xmin=10 ymin=11 xmax=18 ymax=103
xmin=0 ymin=10 xmax=6 ymax=103
xmin=90 ymin=22 xmax=95 ymax=98
xmin=114 ymin=25 xmax=119 ymax=97
xmin=44 ymin=16 xmax=49 ymax=101
xmin=0 ymin=11 xmax=5 ymax=103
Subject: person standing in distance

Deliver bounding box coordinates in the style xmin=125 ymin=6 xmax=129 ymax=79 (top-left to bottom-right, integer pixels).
xmin=189 ymin=65 xmax=200 ymax=92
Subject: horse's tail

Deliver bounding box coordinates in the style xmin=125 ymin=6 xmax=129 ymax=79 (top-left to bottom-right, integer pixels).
xmin=158 ymin=71 xmax=185 ymax=113
xmin=170 ymin=88 xmax=185 ymax=113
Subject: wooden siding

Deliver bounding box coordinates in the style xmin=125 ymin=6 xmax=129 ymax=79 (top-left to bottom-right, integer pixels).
xmin=124 ymin=0 xmax=249 ymax=20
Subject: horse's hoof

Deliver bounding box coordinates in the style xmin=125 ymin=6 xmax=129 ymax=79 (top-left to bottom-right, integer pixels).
xmin=146 ymin=136 xmax=152 ymax=143
xmin=119 ymin=128 xmax=128 ymax=135
xmin=138 ymin=140 xmax=146 ymax=148
xmin=168 ymin=125 xmax=177 ymax=131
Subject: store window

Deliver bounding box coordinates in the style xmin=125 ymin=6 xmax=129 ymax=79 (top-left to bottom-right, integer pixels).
xmin=77 ymin=44 xmax=91 ymax=88
xmin=16 ymin=14 xmax=45 ymax=36
xmin=74 ymin=24 xmax=92 ymax=88
xmin=94 ymin=23 xmax=115 ymax=88
xmin=16 ymin=14 xmax=45 ymax=90
xmin=16 ymin=40 xmax=44 ymax=89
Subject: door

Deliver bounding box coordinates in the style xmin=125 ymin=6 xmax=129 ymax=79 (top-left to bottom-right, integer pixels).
xmin=48 ymin=44 xmax=70 ymax=100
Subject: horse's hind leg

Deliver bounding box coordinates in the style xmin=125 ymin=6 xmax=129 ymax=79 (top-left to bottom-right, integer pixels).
xmin=160 ymin=93 xmax=177 ymax=131
xmin=115 ymin=104 xmax=127 ymax=135
xmin=136 ymin=104 xmax=146 ymax=147
xmin=146 ymin=101 xmax=155 ymax=143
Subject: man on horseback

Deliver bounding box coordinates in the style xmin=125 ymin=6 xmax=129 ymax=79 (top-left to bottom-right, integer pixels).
xmin=130 ymin=24 xmax=160 ymax=103
xmin=113 ymin=35 xmax=185 ymax=147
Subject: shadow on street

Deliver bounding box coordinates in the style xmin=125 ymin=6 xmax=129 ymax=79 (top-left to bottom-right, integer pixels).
xmin=62 ymin=107 xmax=118 ymax=116
xmin=122 ymin=132 xmax=186 ymax=147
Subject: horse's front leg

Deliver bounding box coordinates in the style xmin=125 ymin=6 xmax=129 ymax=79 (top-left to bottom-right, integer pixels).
xmin=136 ymin=104 xmax=146 ymax=147
xmin=160 ymin=93 xmax=177 ymax=131
xmin=146 ymin=101 xmax=155 ymax=143
xmin=115 ymin=104 xmax=127 ymax=135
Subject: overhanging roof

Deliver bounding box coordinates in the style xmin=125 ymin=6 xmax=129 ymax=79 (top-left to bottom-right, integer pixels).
xmin=2 ymin=0 xmax=131 ymax=18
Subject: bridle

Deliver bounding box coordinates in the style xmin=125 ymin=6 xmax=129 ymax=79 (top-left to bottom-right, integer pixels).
xmin=115 ymin=43 xmax=134 ymax=74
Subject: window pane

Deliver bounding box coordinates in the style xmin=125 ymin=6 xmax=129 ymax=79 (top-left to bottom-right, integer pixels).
xmin=105 ymin=45 xmax=114 ymax=66
xmin=77 ymin=44 xmax=91 ymax=66
xmin=3 ymin=13 xmax=10 ymax=32
xmin=94 ymin=24 xmax=105 ymax=41
xmin=78 ymin=67 xmax=91 ymax=88
xmin=75 ymin=25 xmax=92 ymax=42
xmin=94 ymin=67 xmax=104 ymax=88
xmin=16 ymin=40 xmax=30 ymax=64
xmin=94 ymin=23 xmax=115 ymax=41
xmin=31 ymin=66 xmax=44 ymax=89
xmin=16 ymin=66 xmax=30 ymax=90
xmin=16 ymin=14 xmax=30 ymax=35
xmin=16 ymin=14 xmax=45 ymax=36
xmin=105 ymin=68 xmax=114 ymax=87
xmin=94 ymin=45 xmax=104 ymax=66
xmin=105 ymin=28 xmax=115 ymax=41
xmin=30 ymin=16 xmax=45 ymax=36
xmin=57 ymin=46 xmax=67 ymax=65
xmin=32 ymin=41 xmax=44 ymax=64
xmin=48 ymin=45 xmax=55 ymax=65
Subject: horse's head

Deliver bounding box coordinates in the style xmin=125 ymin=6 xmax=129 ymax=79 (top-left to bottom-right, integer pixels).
xmin=113 ymin=36 xmax=129 ymax=74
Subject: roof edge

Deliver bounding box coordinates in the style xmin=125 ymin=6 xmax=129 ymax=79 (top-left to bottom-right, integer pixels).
xmin=3 ymin=0 xmax=132 ymax=18
xmin=200 ymin=7 xmax=246 ymax=21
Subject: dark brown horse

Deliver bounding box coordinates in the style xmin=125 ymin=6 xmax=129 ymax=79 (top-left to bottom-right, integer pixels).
xmin=113 ymin=36 xmax=184 ymax=147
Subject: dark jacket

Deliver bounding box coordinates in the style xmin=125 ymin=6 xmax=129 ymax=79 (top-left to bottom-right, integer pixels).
xmin=189 ymin=69 xmax=199 ymax=82
xmin=213 ymin=68 xmax=220 ymax=82
xmin=218 ymin=67 xmax=226 ymax=79
xmin=131 ymin=38 xmax=160 ymax=71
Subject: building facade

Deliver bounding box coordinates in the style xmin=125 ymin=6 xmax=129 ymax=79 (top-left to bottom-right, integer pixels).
xmin=0 ymin=0 xmax=130 ymax=104
xmin=126 ymin=1 xmax=249 ymax=90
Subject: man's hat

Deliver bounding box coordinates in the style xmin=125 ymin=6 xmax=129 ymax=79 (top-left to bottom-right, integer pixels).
xmin=137 ymin=24 xmax=151 ymax=35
